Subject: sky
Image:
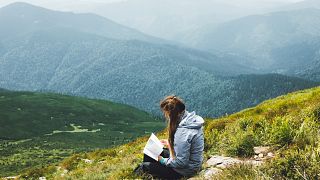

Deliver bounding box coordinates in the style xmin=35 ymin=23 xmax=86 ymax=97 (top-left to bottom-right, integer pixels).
xmin=0 ymin=0 xmax=305 ymax=11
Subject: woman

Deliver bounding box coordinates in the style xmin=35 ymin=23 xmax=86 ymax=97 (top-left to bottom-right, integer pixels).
xmin=134 ymin=95 xmax=204 ymax=179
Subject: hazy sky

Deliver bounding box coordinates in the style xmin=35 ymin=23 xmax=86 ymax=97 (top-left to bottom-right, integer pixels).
xmin=0 ymin=0 xmax=305 ymax=11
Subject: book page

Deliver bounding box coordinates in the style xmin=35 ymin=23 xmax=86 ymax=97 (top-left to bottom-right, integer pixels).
xmin=143 ymin=133 xmax=164 ymax=161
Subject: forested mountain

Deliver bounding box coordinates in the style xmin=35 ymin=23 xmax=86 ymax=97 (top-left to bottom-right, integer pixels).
xmin=0 ymin=2 xmax=163 ymax=43
xmin=0 ymin=2 xmax=318 ymax=117
xmin=182 ymin=8 xmax=320 ymax=78
xmin=0 ymin=30 xmax=316 ymax=117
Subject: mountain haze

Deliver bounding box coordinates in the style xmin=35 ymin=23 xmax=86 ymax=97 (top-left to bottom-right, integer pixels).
xmin=280 ymin=0 xmax=320 ymax=11
xmin=183 ymin=8 xmax=320 ymax=78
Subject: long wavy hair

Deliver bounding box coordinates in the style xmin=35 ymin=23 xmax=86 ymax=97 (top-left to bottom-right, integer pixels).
xmin=160 ymin=95 xmax=185 ymax=158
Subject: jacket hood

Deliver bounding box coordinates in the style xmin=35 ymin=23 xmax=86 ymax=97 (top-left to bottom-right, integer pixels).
xmin=178 ymin=110 xmax=204 ymax=129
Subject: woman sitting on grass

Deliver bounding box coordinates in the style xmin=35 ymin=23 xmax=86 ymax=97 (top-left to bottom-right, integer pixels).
xmin=134 ymin=95 xmax=204 ymax=179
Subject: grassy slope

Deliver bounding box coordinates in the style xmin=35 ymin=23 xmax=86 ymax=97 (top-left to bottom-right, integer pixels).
xmin=18 ymin=86 xmax=320 ymax=179
xmin=0 ymin=91 xmax=165 ymax=177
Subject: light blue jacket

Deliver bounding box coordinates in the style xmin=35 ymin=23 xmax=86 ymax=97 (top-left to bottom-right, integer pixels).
xmin=163 ymin=110 xmax=204 ymax=177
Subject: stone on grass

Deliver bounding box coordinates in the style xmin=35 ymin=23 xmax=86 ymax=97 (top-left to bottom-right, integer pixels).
xmin=204 ymin=168 xmax=222 ymax=179
xmin=245 ymin=160 xmax=264 ymax=167
xmin=267 ymin=152 xmax=274 ymax=157
xmin=258 ymin=153 xmax=264 ymax=158
xmin=207 ymin=155 xmax=242 ymax=168
xmin=253 ymin=146 xmax=270 ymax=155
xmin=82 ymin=159 xmax=93 ymax=164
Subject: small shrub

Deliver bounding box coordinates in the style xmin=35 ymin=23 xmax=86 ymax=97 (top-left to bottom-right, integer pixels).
xmin=238 ymin=118 xmax=253 ymax=131
xmin=227 ymin=133 xmax=256 ymax=157
xmin=90 ymin=149 xmax=117 ymax=159
xmin=212 ymin=164 xmax=269 ymax=180
xmin=206 ymin=118 xmax=230 ymax=131
xmin=60 ymin=154 xmax=83 ymax=171
xmin=267 ymin=117 xmax=295 ymax=147
xmin=312 ymin=106 xmax=320 ymax=122
xmin=264 ymin=146 xmax=320 ymax=179
xmin=294 ymin=116 xmax=319 ymax=148
xmin=21 ymin=165 xmax=56 ymax=179
xmin=204 ymin=128 xmax=221 ymax=154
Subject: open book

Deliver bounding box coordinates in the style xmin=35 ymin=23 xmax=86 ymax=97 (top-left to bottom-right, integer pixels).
xmin=143 ymin=133 xmax=164 ymax=161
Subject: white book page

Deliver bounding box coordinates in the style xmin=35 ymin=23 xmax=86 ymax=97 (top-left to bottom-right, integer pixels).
xmin=143 ymin=133 xmax=164 ymax=161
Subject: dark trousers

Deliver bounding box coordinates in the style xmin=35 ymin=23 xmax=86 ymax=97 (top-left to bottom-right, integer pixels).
xmin=139 ymin=148 xmax=183 ymax=180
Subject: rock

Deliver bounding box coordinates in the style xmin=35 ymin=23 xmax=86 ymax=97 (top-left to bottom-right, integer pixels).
xmin=267 ymin=152 xmax=274 ymax=157
xmin=207 ymin=155 xmax=242 ymax=168
xmin=245 ymin=160 xmax=264 ymax=167
xmin=207 ymin=155 xmax=225 ymax=166
xmin=254 ymin=155 xmax=258 ymax=159
xmin=61 ymin=169 xmax=68 ymax=177
xmin=216 ymin=164 xmax=227 ymax=169
xmin=253 ymin=146 xmax=270 ymax=155
xmin=204 ymin=168 xmax=222 ymax=179
xmin=4 ymin=177 xmax=19 ymax=179
xmin=39 ymin=177 xmax=46 ymax=180
xmin=258 ymin=153 xmax=264 ymax=158
xmin=82 ymin=159 xmax=93 ymax=164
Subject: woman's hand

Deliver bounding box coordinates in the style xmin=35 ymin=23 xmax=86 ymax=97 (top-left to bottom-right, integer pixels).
xmin=160 ymin=139 xmax=169 ymax=146
xmin=158 ymin=155 xmax=166 ymax=165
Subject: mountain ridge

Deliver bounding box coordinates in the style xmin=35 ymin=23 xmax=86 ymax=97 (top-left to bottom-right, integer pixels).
xmin=181 ymin=8 xmax=320 ymax=77
xmin=0 ymin=2 xmax=165 ymax=43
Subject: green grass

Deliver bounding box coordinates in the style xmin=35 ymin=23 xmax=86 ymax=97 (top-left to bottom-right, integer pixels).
xmin=4 ymin=86 xmax=320 ymax=179
xmin=0 ymin=90 xmax=165 ymax=177
xmin=18 ymin=86 xmax=320 ymax=179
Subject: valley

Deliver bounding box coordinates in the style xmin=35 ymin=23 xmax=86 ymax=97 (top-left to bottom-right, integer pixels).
xmin=0 ymin=90 xmax=165 ymax=176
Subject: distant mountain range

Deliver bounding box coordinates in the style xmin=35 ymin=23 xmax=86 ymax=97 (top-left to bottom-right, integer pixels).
xmin=280 ymin=0 xmax=320 ymax=11
xmin=0 ymin=2 xmax=164 ymax=43
xmin=0 ymin=2 xmax=318 ymax=117
xmin=182 ymin=8 xmax=320 ymax=80
xmin=89 ymin=0 xmax=294 ymax=40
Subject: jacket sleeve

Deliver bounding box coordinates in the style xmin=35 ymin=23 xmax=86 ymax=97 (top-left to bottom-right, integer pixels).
xmin=164 ymin=129 xmax=192 ymax=168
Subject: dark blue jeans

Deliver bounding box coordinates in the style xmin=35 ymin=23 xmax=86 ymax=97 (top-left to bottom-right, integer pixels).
xmin=139 ymin=148 xmax=183 ymax=180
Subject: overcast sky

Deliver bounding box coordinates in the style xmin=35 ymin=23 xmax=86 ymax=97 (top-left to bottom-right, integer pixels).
xmin=0 ymin=0 xmax=305 ymax=11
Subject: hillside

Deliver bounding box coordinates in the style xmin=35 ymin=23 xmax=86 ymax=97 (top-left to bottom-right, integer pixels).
xmin=0 ymin=90 xmax=165 ymax=177
xmin=17 ymin=86 xmax=320 ymax=179
xmin=0 ymin=24 xmax=317 ymax=118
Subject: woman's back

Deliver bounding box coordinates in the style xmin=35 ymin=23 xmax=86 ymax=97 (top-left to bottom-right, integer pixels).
xmin=165 ymin=110 xmax=204 ymax=177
